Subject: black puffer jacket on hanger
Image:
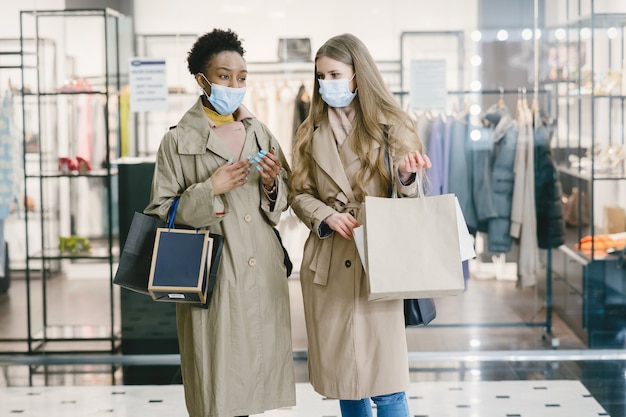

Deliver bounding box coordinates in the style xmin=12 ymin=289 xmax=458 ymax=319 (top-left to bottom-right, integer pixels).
xmin=534 ymin=111 xmax=565 ymax=249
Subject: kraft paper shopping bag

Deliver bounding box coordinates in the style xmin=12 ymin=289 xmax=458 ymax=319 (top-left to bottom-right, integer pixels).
xmin=361 ymin=194 xmax=467 ymax=301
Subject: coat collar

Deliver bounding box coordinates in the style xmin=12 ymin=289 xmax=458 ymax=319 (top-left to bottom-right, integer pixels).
xmin=175 ymin=97 xmax=255 ymax=159
xmin=311 ymin=120 xmax=382 ymax=202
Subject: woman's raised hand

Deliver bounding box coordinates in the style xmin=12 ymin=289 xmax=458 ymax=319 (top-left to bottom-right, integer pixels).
xmin=211 ymin=159 xmax=251 ymax=195
xmin=398 ymin=151 xmax=431 ymax=183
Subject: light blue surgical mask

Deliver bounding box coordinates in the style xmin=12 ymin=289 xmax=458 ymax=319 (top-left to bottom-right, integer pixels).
xmin=199 ymin=73 xmax=247 ymax=115
xmin=318 ymin=74 xmax=357 ymax=108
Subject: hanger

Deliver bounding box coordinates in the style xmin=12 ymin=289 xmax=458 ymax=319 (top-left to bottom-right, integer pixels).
xmin=522 ymin=87 xmax=529 ymax=111
xmin=530 ymin=90 xmax=539 ymax=114
xmin=497 ymin=86 xmax=505 ymax=108
xmin=449 ymin=99 xmax=459 ymax=116
xmin=456 ymin=97 xmax=470 ymax=118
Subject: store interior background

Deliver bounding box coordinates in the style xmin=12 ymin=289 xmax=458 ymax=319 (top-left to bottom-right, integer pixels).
xmin=1 ymin=1 xmax=626 ymax=410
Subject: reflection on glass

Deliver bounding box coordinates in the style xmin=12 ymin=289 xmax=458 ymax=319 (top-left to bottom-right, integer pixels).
xmin=470 ymin=55 xmax=482 ymax=66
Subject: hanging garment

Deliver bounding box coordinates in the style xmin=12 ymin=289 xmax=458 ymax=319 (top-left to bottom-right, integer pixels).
xmin=469 ymin=126 xmax=498 ymax=231
xmin=533 ymin=110 xmax=565 ymax=249
xmin=448 ymin=113 xmax=478 ymax=234
xmin=482 ymin=104 xmax=519 ymax=253
xmin=510 ymin=102 xmax=540 ymax=287
xmin=419 ymin=111 xmax=469 ymax=283
xmin=425 ymin=114 xmax=451 ymax=196
xmin=292 ymin=83 xmax=310 ymax=138
xmin=0 ymin=91 xmax=19 ymax=219
xmin=415 ymin=111 xmax=434 ymax=153
xmin=0 ymin=91 xmax=20 ymax=277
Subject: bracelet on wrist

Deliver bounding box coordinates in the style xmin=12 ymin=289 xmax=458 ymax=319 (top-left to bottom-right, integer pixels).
xmin=263 ymin=181 xmax=277 ymax=194
xmin=262 ymin=181 xmax=278 ymax=201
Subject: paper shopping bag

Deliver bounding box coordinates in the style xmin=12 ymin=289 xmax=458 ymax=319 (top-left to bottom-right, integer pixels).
xmin=148 ymin=227 xmax=221 ymax=304
xmin=361 ymin=194 xmax=466 ymax=301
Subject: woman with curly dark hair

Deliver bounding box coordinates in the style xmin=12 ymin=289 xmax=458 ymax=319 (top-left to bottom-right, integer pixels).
xmin=144 ymin=28 xmax=295 ymax=417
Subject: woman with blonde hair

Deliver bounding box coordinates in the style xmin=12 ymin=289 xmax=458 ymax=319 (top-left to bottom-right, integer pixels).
xmin=289 ymin=33 xmax=431 ymax=417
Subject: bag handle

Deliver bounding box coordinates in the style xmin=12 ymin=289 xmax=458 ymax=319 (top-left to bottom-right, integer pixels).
xmin=383 ymin=142 xmax=397 ymax=199
xmin=167 ymin=197 xmax=181 ymax=229
xmin=383 ymin=136 xmax=424 ymax=199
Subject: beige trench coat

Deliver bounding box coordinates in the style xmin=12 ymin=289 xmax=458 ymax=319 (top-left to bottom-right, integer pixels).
xmin=144 ymin=98 xmax=295 ymax=417
xmin=289 ymin=121 xmax=417 ymax=400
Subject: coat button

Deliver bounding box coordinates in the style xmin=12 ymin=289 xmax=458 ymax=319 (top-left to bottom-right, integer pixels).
xmin=248 ymin=258 xmax=257 ymax=267
xmin=345 ymin=260 xmax=351 ymax=268
xmin=244 ymin=214 xmax=252 ymax=222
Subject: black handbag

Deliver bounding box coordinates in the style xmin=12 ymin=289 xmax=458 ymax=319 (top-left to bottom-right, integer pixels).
xmin=114 ymin=211 xmax=167 ymax=295
xmin=383 ymin=137 xmax=437 ymax=327
xmin=404 ymin=298 xmax=437 ymax=326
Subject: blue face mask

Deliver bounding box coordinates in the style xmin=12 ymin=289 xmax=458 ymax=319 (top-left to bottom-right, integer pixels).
xmin=318 ymin=74 xmax=357 ymax=108
xmin=199 ymin=73 xmax=247 ymax=115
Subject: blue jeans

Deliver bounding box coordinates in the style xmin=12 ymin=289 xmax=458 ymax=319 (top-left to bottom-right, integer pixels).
xmin=339 ymin=392 xmax=410 ymax=417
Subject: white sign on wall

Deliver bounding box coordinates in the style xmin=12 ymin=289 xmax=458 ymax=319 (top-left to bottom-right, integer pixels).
xmin=410 ymin=59 xmax=447 ymax=111
xmin=129 ymin=58 xmax=168 ymax=112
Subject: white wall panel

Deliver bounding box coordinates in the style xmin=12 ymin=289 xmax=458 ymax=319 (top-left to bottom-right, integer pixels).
xmin=0 ymin=1 xmax=65 ymax=38
xmin=132 ymin=0 xmax=479 ymax=62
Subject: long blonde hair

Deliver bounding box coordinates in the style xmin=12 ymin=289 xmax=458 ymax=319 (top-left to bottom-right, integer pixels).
xmin=290 ymin=33 xmax=423 ymax=199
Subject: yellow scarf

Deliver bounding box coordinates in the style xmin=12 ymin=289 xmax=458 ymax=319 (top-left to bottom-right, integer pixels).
xmin=204 ymin=106 xmax=235 ymax=126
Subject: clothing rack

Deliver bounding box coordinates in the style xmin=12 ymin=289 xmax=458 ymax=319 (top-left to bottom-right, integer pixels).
xmin=399 ymin=88 xmax=558 ymax=347
xmin=393 ymin=88 xmax=552 ymax=116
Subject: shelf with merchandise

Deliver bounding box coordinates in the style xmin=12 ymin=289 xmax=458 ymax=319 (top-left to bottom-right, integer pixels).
xmin=26 ymin=168 xmax=119 ymax=179
xmin=29 ymin=241 xmax=120 ymax=261
xmin=13 ymin=7 xmax=134 ymax=355
xmin=542 ymin=3 xmax=626 ymax=347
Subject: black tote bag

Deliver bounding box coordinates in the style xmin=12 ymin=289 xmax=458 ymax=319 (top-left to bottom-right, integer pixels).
xmin=404 ymin=297 xmax=437 ymax=327
xmin=113 ymin=211 xmax=167 ymax=295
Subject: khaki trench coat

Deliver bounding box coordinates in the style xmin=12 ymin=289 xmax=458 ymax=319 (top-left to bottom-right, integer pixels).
xmin=289 ymin=121 xmax=417 ymax=400
xmin=144 ymin=98 xmax=295 ymax=417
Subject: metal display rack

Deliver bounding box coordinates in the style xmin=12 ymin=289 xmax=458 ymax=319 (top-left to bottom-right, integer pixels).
xmin=15 ymin=8 xmax=133 ymax=354
xmin=542 ymin=0 xmax=626 ymax=347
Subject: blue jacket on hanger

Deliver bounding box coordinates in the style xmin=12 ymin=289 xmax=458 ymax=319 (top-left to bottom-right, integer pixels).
xmin=481 ymin=103 xmax=518 ymax=253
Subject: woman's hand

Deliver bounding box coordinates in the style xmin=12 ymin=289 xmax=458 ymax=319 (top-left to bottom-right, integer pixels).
xmin=397 ymin=151 xmax=432 ymax=183
xmin=324 ymin=212 xmax=360 ymax=240
xmin=254 ymin=147 xmax=282 ymax=189
xmin=210 ymin=159 xmax=251 ymax=195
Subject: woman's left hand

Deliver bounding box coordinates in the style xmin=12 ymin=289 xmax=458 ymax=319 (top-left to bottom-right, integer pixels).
xmin=256 ymin=147 xmax=282 ymax=188
xmin=398 ymin=151 xmax=432 ymax=183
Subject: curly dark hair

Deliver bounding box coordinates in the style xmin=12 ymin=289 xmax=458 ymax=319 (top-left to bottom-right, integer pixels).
xmin=187 ymin=28 xmax=246 ymax=75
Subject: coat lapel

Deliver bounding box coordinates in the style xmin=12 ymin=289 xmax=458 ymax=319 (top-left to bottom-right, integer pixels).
xmin=205 ymin=129 xmax=234 ymax=161
xmin=312 ymin=122 xmax=356 ymax=202
xmin=174 ymin=97 xmax=232 ymax=161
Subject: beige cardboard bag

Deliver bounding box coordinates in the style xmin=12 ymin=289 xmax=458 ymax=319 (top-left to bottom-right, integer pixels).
xmin=604 ymin=206 xmax=626 ymax=234
xmin=359 ymin=194 xmax=468 ymax=301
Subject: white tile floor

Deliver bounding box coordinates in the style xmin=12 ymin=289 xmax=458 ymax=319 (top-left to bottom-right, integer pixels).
xmin=0 ymin=380 xmax=609 ymax=417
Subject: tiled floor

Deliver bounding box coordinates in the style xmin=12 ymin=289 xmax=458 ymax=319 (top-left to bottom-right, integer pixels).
xmin=1 ymin=250 xmax=625 ymax=416
xmin=0 ymin=380 xmax=611 ymax=417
